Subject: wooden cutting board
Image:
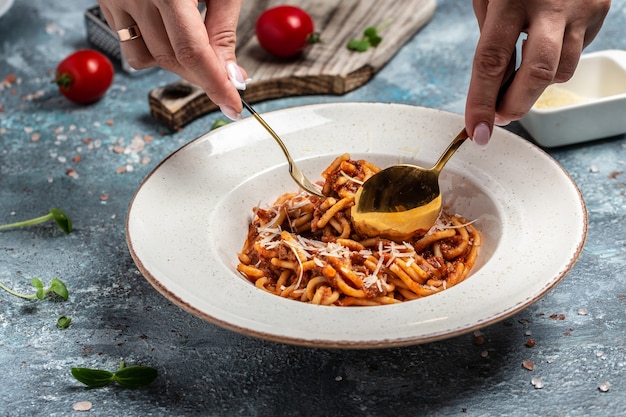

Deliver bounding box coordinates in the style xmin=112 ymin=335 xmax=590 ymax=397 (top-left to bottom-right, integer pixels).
xmin=148 ymin=0 xmax=437 ymax=130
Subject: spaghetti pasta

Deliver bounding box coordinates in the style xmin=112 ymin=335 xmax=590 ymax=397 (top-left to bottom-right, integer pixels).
xmin=237 ymin=154 xmax=481 ymax=306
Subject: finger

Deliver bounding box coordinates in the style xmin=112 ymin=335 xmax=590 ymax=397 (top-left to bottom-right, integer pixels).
xmin=206 ymin=0 xmax=248 ymax=89
xmin=553 ymin=26 xmax=584 ymax=83
xmin=582 ymin=0 xmax=611 ymax=48
xmin=498 ymin=14 xmax=565 ymax=120
xmin=465 ymin=2 xmax=523 ymax=144
xmin=554 ymin=0 xmax=609 ymax=83
xmin=97 ymin=1 xmax=155 ymax=69
xmin=205 ymin=0 xmax=249 ymax=86
xmin=204 ymin=0 xmax=242 ymax=65
xmin=471 ymin=0 xmax=488 ymax=28
xmin=554 ymin=4 xmax=608 ymax=84
xmin=96 ymin=1 xmax=115 ymax=27
xmin=127 ymin=4 xmax=179 ymax=71
xmin=156 ymin=0 xmax=243 ymax=116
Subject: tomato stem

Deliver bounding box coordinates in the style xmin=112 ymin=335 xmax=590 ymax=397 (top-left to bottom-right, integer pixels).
xmin=53 ymin=72 xmax=73 ymax=90
xmin=307 ymin=32 xmax=322 ymax=45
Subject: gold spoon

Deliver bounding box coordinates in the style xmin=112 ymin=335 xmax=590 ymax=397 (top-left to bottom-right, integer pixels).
xmin=240 ymin=97 xmax=323 ymax=197
xmin=352 ymin=62 xmax=517 ymax=241
xmin=351 ymin=128 xmax=467 ymax=240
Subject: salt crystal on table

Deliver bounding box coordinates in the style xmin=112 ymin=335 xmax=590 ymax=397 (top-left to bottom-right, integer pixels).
xmin=598 ymin=382 xmax=611 ymax=392
xmin=531 ymin=377 xmax=544 ymax=389
xmin=72 ymin=401 xmax=92 ymax=411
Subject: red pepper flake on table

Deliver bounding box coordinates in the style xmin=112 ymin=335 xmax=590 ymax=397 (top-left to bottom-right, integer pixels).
xmin=0 ymin=73 xmax=17 ymax=90
xmin=109 ymin=134 xmax=152 ymax=174
xmin=66 ymin=168 xmax=78 ymax=179
xmin=522 ymin=360 xmax=535 ymax=371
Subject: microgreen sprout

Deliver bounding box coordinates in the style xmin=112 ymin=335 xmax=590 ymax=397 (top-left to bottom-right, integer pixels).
xmin=0 ymin=277 xmax=68 ymax=301
xmin=211 ymin=119 xmax=231 ymax=130
xmin=71 ymin=361 xmax=158 ymax=389
xmin=347 ymin=19 xmax=392 ymax=52
xmin=57 ymin=315 xmax=72 ymax=328
xmin=0 ymin=208 xmax=72 ymax=234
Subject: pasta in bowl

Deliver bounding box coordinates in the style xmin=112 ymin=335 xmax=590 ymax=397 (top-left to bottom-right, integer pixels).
xmin=237 ymin=154 xmax=482 ymax=306
xmin=126 ymin=103 xmax=586 ymax=348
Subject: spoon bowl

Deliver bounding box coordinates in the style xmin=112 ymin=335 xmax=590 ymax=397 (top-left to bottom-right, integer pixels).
xmin=352 ymin=54 xmax=517 ymax=241
xmin=352 ymin=128 xmax=469 ymax=240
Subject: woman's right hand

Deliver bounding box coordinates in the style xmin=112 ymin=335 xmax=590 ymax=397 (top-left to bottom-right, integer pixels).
xmin=97 ymin=0 xmax=246 ymax=120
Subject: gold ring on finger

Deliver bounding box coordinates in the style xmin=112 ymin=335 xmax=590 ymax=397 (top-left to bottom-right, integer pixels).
xmin=117 ymin=25 xmax=142 ymax=42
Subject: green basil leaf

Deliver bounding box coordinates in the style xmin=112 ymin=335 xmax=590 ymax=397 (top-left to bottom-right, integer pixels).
xmin=363 ymin=26 xmax=378 ymax=38
xmin=347 ymin=39 xmax=370 ymax=52
xmin=71 ymin=368 xmax=115 ymax=388
xmin=114 ymin=366 xmax=158 ymax=389
xmin=368 ymin=34 xmax=382 ymax=47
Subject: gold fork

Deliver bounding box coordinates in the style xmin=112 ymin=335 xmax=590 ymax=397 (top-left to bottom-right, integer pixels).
xmin=240 ymin=97 xmax=324 ymax=197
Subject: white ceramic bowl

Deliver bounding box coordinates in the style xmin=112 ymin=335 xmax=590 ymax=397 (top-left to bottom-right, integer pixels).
xmin=126 ymin=103 xmax=587 ymax=348
xmin=519 ymin=49 xmax=626 ymax=147
xmin=0 ymin=0 xmax=14 ymax=18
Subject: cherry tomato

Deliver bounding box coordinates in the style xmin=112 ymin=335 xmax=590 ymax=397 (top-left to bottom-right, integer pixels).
xmin=54 ymin=50 xmax=114 ymax=104
xmin=255 ymin=5 xmax=319 ymax=59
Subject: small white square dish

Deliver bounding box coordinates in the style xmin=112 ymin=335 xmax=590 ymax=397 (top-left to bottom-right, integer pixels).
xmin=519 ymin=49 xmax=626 ymax=147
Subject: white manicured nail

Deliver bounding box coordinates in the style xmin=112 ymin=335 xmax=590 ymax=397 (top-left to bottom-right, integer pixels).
xmin=219 ymin=105 xmax=242 ymax=121
xmin=472 ymin=122 xmax=491 ymax=146
xmin=226 ymin=62 xmax=246 ymax=90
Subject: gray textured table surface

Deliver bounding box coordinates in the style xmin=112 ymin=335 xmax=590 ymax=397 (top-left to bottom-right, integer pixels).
xmin=1 ymin=1 xmax=625 ymax=416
